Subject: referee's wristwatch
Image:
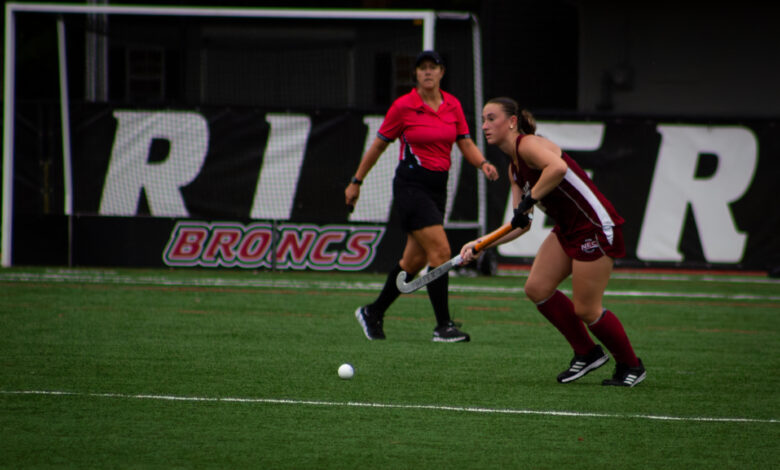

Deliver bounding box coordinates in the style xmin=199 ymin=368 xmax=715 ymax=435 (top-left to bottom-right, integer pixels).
xmin=350 ymin=176 xmax=363 ymax=185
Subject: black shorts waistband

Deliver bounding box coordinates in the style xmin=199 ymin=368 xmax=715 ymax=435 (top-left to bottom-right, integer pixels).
xmin=394 ymin=161 xmax=448 ymax=194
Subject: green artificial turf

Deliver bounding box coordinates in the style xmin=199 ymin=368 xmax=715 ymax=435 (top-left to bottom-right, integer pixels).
xmin=1 ymin=267 xmax=778 ymax=469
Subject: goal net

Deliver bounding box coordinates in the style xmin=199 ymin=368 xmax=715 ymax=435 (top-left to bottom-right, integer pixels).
xmin=2 ymin=3 xmax=485 ymax=267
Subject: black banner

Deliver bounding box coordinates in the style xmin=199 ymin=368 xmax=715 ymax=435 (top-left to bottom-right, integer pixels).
xmin=10 ymin=103 xmax=779 ymax=271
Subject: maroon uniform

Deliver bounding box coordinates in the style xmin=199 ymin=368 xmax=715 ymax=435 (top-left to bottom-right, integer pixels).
xmin=511 ymin=134 xmax=626 ymax=261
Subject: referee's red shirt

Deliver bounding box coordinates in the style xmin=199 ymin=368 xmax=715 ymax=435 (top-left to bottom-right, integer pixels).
xmin=377 ymin=88 xmax=470 ymax=172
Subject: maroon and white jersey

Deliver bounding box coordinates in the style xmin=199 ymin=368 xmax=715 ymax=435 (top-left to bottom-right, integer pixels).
xmin=510 ymin=134 xmax=624 ymax=244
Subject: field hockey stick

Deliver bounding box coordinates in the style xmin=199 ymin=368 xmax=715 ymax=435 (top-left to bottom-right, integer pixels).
xmin=396 ymin=222 xmax=515 ymax=294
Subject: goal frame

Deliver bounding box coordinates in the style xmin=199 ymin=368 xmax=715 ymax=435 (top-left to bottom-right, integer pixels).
xmin=1 ymin=2 xmax=486 ymax=267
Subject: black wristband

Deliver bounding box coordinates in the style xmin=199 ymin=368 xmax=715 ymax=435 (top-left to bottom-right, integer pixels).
xmin=517 ymin=192 xmax=537 ymax=213
xmin=350 ymin=176 xmax=363 ymax=185
xmin=478 ymin=160 xmax=488 ymax=169
xmin=511 ymin=193 xmax=537 ymax=230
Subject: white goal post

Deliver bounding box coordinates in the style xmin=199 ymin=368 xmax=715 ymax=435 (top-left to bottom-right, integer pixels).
xmin=2 ymin=2 xmax=486 ymax=267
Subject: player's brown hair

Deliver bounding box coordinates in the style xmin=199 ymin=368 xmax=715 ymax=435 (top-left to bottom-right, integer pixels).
xmin=486 ymin=97 xmax=536 ymax=135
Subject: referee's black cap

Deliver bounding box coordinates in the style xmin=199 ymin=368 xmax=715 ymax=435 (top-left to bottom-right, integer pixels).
xmin=415 ymin=50 xmax=444 ymax=67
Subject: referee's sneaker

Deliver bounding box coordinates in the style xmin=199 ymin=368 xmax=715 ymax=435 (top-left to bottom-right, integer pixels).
xmin=355 ymin=306 xmax=384 ymax=340
xmin=356 ymin=306 xmax=470 ymax=342
xmin=432 ymin=321 xmax=470 ymax=342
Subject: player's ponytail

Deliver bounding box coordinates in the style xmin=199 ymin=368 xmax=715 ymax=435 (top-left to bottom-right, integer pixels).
xmin=486 ymin=97 xmax=536 ymax=135
xmin=519 ymin=109 xmax=536 ymax=135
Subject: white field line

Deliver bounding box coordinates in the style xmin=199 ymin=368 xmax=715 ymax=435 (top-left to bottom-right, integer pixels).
xmin=611 ymin=273 xmax=778 ymax=284
xmin=497 ymin=268 xmax=780 ymax=285
xmin=1 ymin=271 xmax=779 ymax=301
xmin=1 ymin=390 xmax=777 ymax=424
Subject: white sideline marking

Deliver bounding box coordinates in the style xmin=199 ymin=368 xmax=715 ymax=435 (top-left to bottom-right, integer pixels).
xmin=1 ymin=271 xmax=779 ymax=301
xmin=500 ymin=269 xmax=780 ymax=285
xmin=1 ymin=390 xmax=777 ymax=424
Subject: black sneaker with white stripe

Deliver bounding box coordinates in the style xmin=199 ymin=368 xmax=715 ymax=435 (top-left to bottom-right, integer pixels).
xmin=355 ymin=306 xmax=385 ymax=340
xmin=556 ymin=345 xmax=609 ymax=383
xmin=602 ymin=358 xmax=646 ymax=387
xmin=432 ymin=321 xmax=470 ymax=343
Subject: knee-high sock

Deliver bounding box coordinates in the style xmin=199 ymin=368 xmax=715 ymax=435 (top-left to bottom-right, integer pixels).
xmin=588 ymin=310 xmax=640 ymax=367
xmin=426 ymin=267 xmax=451 ymax=327
xmin=369 ymin=263 xmax=405 ymax=317
xmin=536 ymin=290 xmax=596 ymax=355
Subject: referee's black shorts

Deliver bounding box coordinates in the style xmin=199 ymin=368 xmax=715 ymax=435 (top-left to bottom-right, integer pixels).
xmin=392 ymin=163 xmax=448 ymax=233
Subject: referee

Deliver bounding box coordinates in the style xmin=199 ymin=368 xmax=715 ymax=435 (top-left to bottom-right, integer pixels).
xmin=345 ymin=50 xmax=499 ymax=342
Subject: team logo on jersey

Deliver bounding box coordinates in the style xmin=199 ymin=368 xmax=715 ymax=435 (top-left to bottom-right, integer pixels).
xmin=581 ymin=238 xmax=600 ymax=254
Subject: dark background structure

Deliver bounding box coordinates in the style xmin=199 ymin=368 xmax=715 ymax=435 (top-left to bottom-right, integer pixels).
xmin=9 ymin=0 xmax=780 ymax=117
xmin=3 ymin=0 xmax=779 ymax=273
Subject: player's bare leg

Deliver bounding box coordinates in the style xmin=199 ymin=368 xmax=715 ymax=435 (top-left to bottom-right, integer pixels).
xmin=525 ymin=232 xmax=571 ymax=303
xmin=570 ymin=256 xmax=613 ymax=324
xmin=573 ymin=255 xmax=645 ymax=386
xmin=529 ymin=233 xmax=606 ymax=382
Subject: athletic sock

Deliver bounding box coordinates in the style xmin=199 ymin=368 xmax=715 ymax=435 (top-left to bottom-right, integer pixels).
xmin=536 ymin=290 xmax=596 ymax=355
xmin=426 ymin=266 xmax=451 ymax=327
xmin=368 ymin=263 xmax=405 ymax=317
xmin=587 ymin=310 xmax=640 ymax=367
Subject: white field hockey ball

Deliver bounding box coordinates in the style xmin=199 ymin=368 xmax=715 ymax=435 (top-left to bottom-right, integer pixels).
xmin=338 ymin=363 xmax=354 ymax=379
